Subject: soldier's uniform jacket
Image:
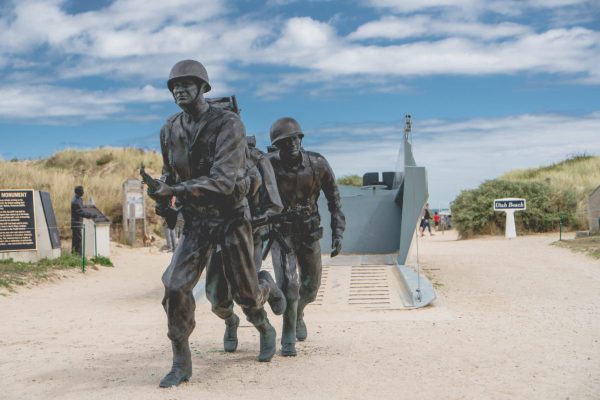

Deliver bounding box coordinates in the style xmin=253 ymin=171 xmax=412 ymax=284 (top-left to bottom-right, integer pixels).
xmin=267 ymin=149 xmax=345 ymax=241
xmin=70 ymin=195 xmax=93 ymax=227
xmin=159 ymin=105 xmax=250 ymax=216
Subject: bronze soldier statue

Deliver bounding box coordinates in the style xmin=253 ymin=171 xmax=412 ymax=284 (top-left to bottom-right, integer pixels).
xmin=266 ymin=117 xmax=345 ymax=356
xmin=147 ymin=60 xmax=286 ymax=388
xmin=70 ymin=186 xmax=94 ymax=255
xmin=205 ymin=135 xmax=284 ymax=353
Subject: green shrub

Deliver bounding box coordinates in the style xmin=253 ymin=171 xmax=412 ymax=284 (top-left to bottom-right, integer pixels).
xmin=337 ymin=174 xmax=362 ymax=186
xmin=451 ymin=179 xmax=577 ymax=238
xmin=89 ymin=255 xmax=114 ymax=267
xmin=95 ymin=152 xmax=114 ymax=166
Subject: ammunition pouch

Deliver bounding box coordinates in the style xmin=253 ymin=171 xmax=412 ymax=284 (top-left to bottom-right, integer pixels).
xmin=278 ymin=212 xmax=322 ymax=242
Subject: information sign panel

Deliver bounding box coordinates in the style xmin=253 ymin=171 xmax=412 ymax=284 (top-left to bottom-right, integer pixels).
xmin=126 ymin=192 xmax=144 ymax=219
xmin=0 ymin=189 xmax=37 ymax=252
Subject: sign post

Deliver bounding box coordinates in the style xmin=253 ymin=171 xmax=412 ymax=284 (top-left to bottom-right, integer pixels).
xmin=493 ymin=198 xmax=526 ymax=239
xmin=122 ymin=179 xmax=146 ymax=245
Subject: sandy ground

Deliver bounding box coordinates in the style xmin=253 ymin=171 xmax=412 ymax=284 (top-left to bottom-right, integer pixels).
xmin=0 ymin=231 xmax=599 ymax=400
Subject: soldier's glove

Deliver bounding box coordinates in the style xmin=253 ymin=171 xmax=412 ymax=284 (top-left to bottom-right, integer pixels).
xmin=147 ymin=180 xmax=174 ymax=200
xmin=331 ymin=236 xmax=343 ymax=258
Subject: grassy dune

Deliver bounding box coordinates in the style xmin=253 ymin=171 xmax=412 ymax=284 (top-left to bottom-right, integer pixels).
xmin=501 ymin=155 xmax=600 ymax=227
xmin=452 ymin=154 xmax=600 ymax=238
xmin=0 ymin=147 xmax=164 ymax=240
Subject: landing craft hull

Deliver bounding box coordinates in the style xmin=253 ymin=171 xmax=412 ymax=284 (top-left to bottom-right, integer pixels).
xmin=319 ymin=186 xmax=402 ymax=254
xmin=318 ymin=117 xmax=435 ymax=308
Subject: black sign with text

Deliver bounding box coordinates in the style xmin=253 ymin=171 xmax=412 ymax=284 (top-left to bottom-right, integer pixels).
xmin=0 ymin=189 xmax=37 ymax=252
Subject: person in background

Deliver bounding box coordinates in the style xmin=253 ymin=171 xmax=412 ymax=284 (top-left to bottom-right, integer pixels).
xmin=433 ymin=211 xmax=440 ymax=231
xmin=163 ymin=198 xmax=179 ymax=252
xmin=420 ymin=203 xmax=434 ymax=237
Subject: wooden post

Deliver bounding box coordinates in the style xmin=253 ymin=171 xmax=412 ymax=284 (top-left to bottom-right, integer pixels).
xmin=128 ymin=203 xmax=136 ymax=246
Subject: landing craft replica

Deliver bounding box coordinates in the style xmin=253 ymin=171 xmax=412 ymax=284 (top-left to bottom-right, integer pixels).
xmin=318 ymin=114 xmax=436 ymax=308
xmin=176 ymin=98 xmax=436 ymax=309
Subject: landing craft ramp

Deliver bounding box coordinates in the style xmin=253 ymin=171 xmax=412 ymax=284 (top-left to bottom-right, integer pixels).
xmin=194 ymin=114 xmax=436 ymax=309
xmin=318 ymin=114 xmax=435 ymax=309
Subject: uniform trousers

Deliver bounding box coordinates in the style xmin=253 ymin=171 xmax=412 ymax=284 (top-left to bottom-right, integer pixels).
xmin=161 ymin=208 xmax=270 ymax=343
xmin=71 ymin=224 xmax=83 ymax=255
xmin=270 ymin=236 xmax=322 ymax=313
xmin=206 ymin=227 xmax=265 ymax=319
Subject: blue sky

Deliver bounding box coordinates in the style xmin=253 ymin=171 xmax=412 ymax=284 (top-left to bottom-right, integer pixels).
xmin=0 ymin=0 xmax=599 ymax=207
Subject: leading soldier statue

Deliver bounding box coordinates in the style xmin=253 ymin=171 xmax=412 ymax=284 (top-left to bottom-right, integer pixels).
xmin=266 ymin=117 xmax=346 ymax=356
xmin=147 ymin=60 xmax=285 ymax=388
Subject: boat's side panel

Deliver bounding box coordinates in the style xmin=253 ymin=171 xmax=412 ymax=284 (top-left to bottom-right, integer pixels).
xmin=398 ymin=166 xmax=428 ymax=265
xmin=319 ymin=189 xmax=401 ymax=254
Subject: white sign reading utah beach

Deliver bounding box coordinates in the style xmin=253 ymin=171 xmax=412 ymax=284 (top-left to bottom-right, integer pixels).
xmin=494 ymin=198 xmax=526 ymax=239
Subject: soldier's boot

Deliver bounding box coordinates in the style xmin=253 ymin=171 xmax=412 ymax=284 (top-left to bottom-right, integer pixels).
xmin=255 ymin=320 xmax=277 ymax=362
xmin=296 ymin=307 xmax=308 ymax=341
xmin=281 ymin=300 xmax=298 ymax=357
xmin=258 ymin=270 xmax=287 ymax=315
xmin=159 ymin=339 xmax=192 ymax=388
xmin=223 ymin=314 xmax=240 ymax=353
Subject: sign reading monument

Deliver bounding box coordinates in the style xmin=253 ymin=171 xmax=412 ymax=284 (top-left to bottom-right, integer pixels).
xmin=0 ymin=189 xmax=37 ymax=252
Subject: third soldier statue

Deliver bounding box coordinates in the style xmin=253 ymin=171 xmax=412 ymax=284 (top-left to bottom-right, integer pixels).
xmin=266 ymin=117 xmax=345 ymax=356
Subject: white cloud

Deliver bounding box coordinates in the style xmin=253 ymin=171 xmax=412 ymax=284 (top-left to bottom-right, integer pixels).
xmin=310 ymin=112 xmax=600 ymax=206
xmin=363 ymin=0 xmax=480 ymax=14
xmin=0 ymin=0 xmax=264 ymax=79
xmin=0 ymin=84 xmax=170 ymax=120
xmin=0 ymin=0 xmax=598 ymax=120
xmin=1 ymin=1 xmax=599 ymax=88
xmin=362 ymin=0 xmax=592 ymax=15
xmin=348 ymin=16 xmax=532 ymax=40
xmin=258 ymin=22 xmax=600 ymax=82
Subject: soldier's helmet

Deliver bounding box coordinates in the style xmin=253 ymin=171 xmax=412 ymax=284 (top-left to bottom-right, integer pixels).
xmin=167 ymin=60 xmax=211 ymax=93
xmin=269 ymin=117 xmax=304 ymax=145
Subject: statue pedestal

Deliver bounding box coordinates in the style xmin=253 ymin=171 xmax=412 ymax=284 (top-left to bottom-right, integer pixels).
xmin=0 ymin=190 xmax=61 ymax=263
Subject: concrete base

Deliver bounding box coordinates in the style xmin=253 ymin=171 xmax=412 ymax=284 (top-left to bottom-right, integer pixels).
xmin=0 ymin=248 xmax=61 ymax=263
xmin=0 ymin=190 xmax=61 ymax=263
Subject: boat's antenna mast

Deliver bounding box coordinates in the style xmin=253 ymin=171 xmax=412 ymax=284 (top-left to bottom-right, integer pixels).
xmin=404 ymin=113 xmax=412 ymax=143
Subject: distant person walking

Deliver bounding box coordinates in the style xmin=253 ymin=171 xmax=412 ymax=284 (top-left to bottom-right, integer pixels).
xmin=433 ymin=211 xmax=440 ymax=230
xmin=420 ymin=203 xmax=434 ymax=237
xmin=70 ymin=186 xmax=94 ymax=255
xmin=163 ymin=198 xmax=180 ymax=252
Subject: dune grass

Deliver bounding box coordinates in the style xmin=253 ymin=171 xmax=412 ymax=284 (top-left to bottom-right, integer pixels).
xmin=554 ymin=235 xmax=600 ymax=259
xmin=501 ymin=154 xmax=600 ymax=228
xmin=0 ymin=253 xmax=82 ymax=293
xmin=452 ymin=154 xmax=600 ymax=238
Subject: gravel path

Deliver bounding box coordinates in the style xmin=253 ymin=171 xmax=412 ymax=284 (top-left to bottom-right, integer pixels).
xmin=0 ymin=232 xmax=598 ymax=400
